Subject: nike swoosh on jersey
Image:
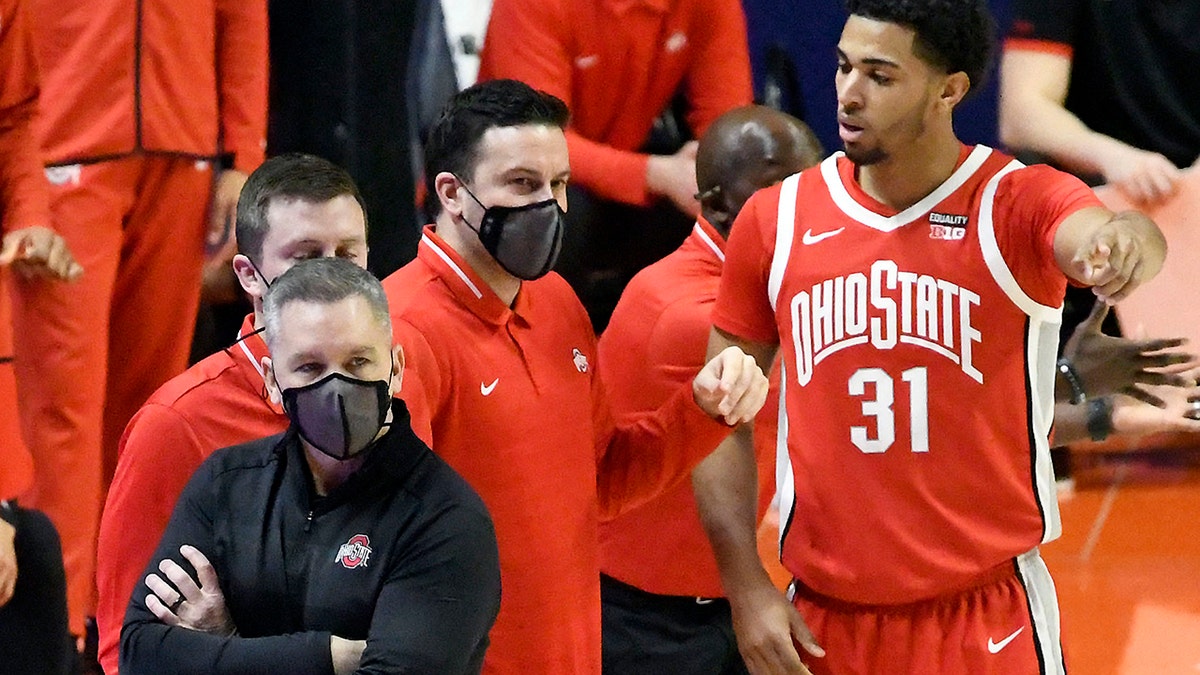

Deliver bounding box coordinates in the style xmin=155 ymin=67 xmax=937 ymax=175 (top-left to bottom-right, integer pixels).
xmin=987 ymin=626 xmax=1024 ymax=654
xmin=480 ymin=378 xmax=499 ymax=396
xmin=801 ymin=227 xmax=845 ymax=245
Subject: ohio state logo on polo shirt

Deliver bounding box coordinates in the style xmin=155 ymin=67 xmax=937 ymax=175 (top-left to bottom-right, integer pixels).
xmin=336 ymin=534 xmax=372 ymax=569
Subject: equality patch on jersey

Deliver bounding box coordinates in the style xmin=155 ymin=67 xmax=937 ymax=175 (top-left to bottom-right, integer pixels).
xmin=336 ymin=534 xmax=373 ymax=569
xmin=928 ymin=212 xmax=969 ymax=240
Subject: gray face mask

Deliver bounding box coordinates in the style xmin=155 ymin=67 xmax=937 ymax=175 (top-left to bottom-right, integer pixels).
xmin=281 ymin=371 xmax=391 ymax=461
xmin=458 ymin=180 xmax=565 ymax=280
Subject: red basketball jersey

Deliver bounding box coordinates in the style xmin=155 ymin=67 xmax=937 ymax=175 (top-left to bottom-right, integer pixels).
xmin=714 ymin=145 xmax=1102 ymax=604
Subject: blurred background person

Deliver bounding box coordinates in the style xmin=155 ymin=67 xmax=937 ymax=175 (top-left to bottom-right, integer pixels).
xmin=999 ymin=0 xmax=1200 ymax=206
xmin=0 ymin=0 xmax=82 ymax=671
xmin=14 ymin=0 xmax=267 ymax=654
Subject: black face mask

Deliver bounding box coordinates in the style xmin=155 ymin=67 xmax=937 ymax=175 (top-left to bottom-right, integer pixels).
xmin=280 ymin=371 xmax=391 ymax=461
xmin=458 ymin=180 xmax=565 ymax=280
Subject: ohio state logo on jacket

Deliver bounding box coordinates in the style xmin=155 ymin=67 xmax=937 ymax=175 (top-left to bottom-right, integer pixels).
xmin=336 ymin=534 xmax=372 ymax=569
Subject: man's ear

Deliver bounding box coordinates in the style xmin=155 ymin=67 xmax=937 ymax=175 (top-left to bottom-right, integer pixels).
xmin=433 ymin=172 xmax=465 ymax=219
xmin=262 ymin=355 xmax=282 ymax=405
xmin=232 ymin=254 xmax=266 ymax=299
xmin=391 ymin=344 xmax=405 ymax=392
xmin=940 ymin=71 xmax=971 ymax=111
xmin=701 ymin=197 xmax=732 ymax=234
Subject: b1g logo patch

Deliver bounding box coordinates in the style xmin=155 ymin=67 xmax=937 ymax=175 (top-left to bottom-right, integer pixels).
xmin=929 ymin=212 xmax=967 ymax=241
xmin=336 ymin=534 xmax=372 ymax=569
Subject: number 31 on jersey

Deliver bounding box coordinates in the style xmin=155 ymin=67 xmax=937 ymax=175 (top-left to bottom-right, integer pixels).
xmin=848 ymin=367 xmax=929 ymax=454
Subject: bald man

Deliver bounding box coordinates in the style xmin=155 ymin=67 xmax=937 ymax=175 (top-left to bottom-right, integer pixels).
xmin=596 ymin=106 xmax=822 ymax=674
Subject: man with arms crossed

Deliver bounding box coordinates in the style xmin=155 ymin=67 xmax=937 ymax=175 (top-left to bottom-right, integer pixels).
xmin=96 ymin=153 xmax=370 ymax=674
xmin=703 ymin=1 xmax=1167 ymax=673
xmin=120 ymin=258 xmax=500 ymax=674
xmin=383 ymin=78 xmax=769 ymax=674
xmin=597 ymin=105 xmax=822 ymax=674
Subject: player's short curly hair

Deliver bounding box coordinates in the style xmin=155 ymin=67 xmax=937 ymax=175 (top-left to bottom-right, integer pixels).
xmin=846 ymin=0 xmax=994 ymax=90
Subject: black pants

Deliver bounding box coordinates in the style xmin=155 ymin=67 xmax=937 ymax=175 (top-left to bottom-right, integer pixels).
xmin=0 ymin=505 xmax=73 ymax=675
xmin=601 ymin=574 xmax=750 ymax=675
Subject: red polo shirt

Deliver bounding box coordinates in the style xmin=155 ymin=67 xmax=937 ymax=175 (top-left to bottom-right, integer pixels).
xmin=597 ymin=219 xmax=777 ymax=597
xmin=95 ymin=315 xmax=286 ymax=674
xmin=477 ymin=0 xmax=752 ymax=206
xmin=382 ymin=226 xmax=733 ymax=674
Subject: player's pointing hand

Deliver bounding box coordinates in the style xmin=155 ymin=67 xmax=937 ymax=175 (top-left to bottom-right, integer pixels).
xmin=693 ymin=346 xmax=768 ymax=425
xmin=1070 ymin=211 xmax=1165 ymax=303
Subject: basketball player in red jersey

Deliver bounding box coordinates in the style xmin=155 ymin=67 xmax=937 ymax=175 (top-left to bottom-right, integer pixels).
xmin=702 ymin=1 xmax=1167 ymax=673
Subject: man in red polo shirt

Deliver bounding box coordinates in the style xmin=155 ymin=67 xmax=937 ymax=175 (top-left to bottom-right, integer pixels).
xmin=94 ymin=154 xmax=369 ymax=675
xmin=597 ymin=105 xmax=823 ymax=674
xmin=383 ymin=79 xmax=769 ymax=675
xmin=477 ymin=0 xmax=753 ymax=329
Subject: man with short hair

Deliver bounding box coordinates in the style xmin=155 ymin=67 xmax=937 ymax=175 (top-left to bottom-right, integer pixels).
xmin=95 ymin=153 xmax=369 ymax=674
xmin=597 ymin=105 xmax=823 ymax=675
xmin=704 ymin=1 xmax=1168 ymax=673
xmin=121 ymin=257 xmax=501 ymax=674
xmin=383 ymin=78 xmax=770 ymax=674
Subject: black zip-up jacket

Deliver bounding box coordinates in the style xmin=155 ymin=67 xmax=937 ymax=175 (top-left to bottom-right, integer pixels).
xmin=120 ymin=401 xmax=501 ymax=675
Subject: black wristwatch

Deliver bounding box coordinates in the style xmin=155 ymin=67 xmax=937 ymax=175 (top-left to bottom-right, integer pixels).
xmin=1086 ymin=397 xmax=1114 ymax=442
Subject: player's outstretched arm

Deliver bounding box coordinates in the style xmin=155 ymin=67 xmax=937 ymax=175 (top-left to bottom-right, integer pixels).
xmin=1052 ymin=207 xmax=1166 ymax=304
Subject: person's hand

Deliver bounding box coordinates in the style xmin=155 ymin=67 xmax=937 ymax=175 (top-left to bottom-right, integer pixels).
xmin=730 ymin=582 xmax=823 ymax=675
xmin=1068 ymin=218 xmax=1163 ymax=304
xmin=330 ymin=636 xmax=367 ymax=675
xmin=208 ymin=169 xmax=248 ymax=251
xmin=693 ymin=346 xmax=768 ymax=425
xmin=1101 ymin=145 xmax=1180 ymax=205
xmin=0 ymin=517 xmax=16 ymax=608
xmin=1062 ymin=299 xmax=1196 ymax=405
xmin=144 ymin=545 xmax=236 ymax=636
xmin=0 ymin=226 xmax=83 ymax=281
xmin=646 ymin=141 xmax=700 ymax=217
xmin=1112 ymin=369 xmax=1200 ymax=435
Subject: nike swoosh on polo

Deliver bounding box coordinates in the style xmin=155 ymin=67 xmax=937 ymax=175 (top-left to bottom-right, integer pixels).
xmin=480 ymin=378 xmax=499 ymax=396
xmin=987 ymin=626 xmax=1024 ymax=654
xmin=801 ymin=227 xmax=845 ymax=245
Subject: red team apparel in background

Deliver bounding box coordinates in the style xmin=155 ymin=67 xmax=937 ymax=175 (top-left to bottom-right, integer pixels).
xmin=598 ymin=219 xmax=776 ymax=598
xmin=95 ymin=316 xmax=286 ymax=674
xmin=0 ymin=0 xmax=46 ymax=503
xmin=714 ymin=145 xmax=1102 ymax=673
xmin=477 ymin=0 xmax=752 ymax=206
xmin=13 ymin=0 xmax=267 ymax=635
xmin=383 ymin=227 xmax=735 ymax=674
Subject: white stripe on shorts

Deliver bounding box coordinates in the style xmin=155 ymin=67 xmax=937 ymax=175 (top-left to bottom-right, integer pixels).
xmin=1016 ymin=549 xmax=1066 ymax=675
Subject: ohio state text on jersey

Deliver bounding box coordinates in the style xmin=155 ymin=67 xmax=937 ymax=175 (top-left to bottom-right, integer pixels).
xmin=715 ymin=145 xmax=1102 ymax=605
